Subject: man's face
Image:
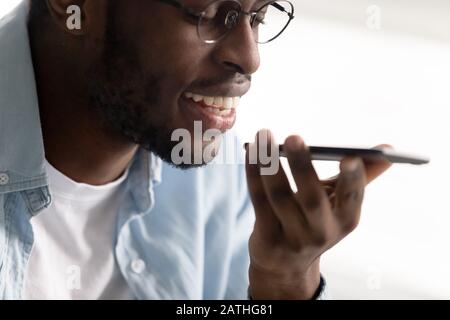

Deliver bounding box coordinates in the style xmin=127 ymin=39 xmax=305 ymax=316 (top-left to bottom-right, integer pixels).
xmin=87 ymin=0 xmax=260 ymax=167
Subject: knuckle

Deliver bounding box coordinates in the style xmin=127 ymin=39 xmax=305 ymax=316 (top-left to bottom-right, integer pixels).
xmin=310 ymin=230 xmax=331 ymax=247
xmin=341 ymin=216 xmax=361 ymax=234
xmin=345 ymin=190 xmax=359 ymax=202
xmin=341 ymin=168 xmax=364 ymax=183
xmin=302 ymin=195 xmax=327 ymax=212
xmin=285 ymin=237 xmax=304 ymax=253
xmin=342 ymin=189 xmax=364 ymax=203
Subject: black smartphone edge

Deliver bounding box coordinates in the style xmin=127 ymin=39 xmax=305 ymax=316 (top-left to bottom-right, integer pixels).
xmin=243 ymin=143 xmax=430 ymax=165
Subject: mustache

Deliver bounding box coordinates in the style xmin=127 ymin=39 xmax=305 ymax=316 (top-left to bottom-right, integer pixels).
xmin=192 ymin=73 xmax=251 ymax=88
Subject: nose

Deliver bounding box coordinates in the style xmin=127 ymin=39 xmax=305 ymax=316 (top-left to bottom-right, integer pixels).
xmin=212 ymin=14 xmax=261 ymax=75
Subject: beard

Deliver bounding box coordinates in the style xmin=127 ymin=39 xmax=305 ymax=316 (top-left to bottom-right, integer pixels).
xmin=86 ymin=5 xmax=209 ymax=170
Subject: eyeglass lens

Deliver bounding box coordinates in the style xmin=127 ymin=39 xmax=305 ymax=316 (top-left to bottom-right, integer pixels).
xmin=198 ymin=0 xmax=293 ymax=44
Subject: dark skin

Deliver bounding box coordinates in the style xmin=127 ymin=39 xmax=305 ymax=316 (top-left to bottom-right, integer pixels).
xmin=31 ymin=0 xmax=139 ymax=185
xmin=30 ymin=0 xmax=392 ymax=299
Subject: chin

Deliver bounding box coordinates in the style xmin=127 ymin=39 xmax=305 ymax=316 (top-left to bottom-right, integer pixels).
xmin=165 ymin=134 xmax=223 ymax=170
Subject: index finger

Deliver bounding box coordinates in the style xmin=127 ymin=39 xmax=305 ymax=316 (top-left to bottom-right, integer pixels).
xmin=284 ymin=136 xmax=331 ymax=213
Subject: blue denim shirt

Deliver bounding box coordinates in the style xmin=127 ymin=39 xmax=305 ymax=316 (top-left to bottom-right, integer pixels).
xmin=0 ymin=1 xmax=328 ymax=300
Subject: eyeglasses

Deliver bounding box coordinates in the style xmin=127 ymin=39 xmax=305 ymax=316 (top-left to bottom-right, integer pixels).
xmin=154 ymin=0 xmax=295 ymax=44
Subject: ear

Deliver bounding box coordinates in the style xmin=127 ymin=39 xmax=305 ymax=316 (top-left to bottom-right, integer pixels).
xmin=46 ymin=0 xmax=88 ymax=35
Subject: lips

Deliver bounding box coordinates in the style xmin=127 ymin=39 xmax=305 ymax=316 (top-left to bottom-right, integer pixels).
xmin=180 ymin=93 xmax=239 ymax=132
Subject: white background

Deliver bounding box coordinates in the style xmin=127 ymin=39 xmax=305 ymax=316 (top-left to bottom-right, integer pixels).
xmin=2 ymin=0 xmax=450 ymax=299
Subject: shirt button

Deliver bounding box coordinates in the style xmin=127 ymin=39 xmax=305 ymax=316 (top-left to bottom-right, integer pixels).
xmin=131 ymin=259 xmax=146 ymax=274
xmin=0 ymin=173 xmax=9 ymax=186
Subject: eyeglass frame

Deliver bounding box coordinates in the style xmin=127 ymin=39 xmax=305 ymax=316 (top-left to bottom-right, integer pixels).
xmin=153 ymin=0 xmax=295 ymax=44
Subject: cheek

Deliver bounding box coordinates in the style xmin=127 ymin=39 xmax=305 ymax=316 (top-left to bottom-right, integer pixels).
xmin=128 ymin=18 xmax=207 ymax=93
xmin=143 ymin=40 xmax=205 ymax=94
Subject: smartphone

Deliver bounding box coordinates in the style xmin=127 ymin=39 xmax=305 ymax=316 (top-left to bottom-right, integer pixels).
xmin=244 ymin=143 xmax=430 ymax=165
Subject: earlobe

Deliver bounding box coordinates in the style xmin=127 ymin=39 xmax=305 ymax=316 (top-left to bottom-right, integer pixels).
xmin=46 ymin=0 xmax=87 ymax=35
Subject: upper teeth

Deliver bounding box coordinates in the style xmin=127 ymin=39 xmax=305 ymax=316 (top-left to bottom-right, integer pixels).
xmin=184 ymin=92 xmax=240 ymax=109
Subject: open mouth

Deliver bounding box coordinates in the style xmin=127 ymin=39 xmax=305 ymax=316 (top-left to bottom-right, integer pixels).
xmin=180 ymin=92 xmax=241 ymax=132
xmin=184 ymin=92 xmax=241 ymax=116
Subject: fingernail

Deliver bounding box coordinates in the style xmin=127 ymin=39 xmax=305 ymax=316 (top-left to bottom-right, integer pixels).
xmin=285 ymin=137 xmax=304 ymax=151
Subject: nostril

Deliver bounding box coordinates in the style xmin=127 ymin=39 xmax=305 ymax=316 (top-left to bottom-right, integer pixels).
xmin=223 ymin=61 xmax=245 ymax=74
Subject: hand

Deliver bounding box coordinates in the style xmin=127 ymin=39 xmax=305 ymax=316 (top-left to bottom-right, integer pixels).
xmin=245 ymin=130 xmax=392 ymax=299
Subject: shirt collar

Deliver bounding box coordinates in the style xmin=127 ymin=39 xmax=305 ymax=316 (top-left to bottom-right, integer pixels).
xmin=0 ymin=1 xmax=48 ymax=193
xmin=128 ymin=148 xmax=162 ymax=214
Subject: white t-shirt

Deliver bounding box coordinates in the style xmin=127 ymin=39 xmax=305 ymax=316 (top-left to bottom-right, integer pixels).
xmin=23 ymin=160 xmax=134 ymax=300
